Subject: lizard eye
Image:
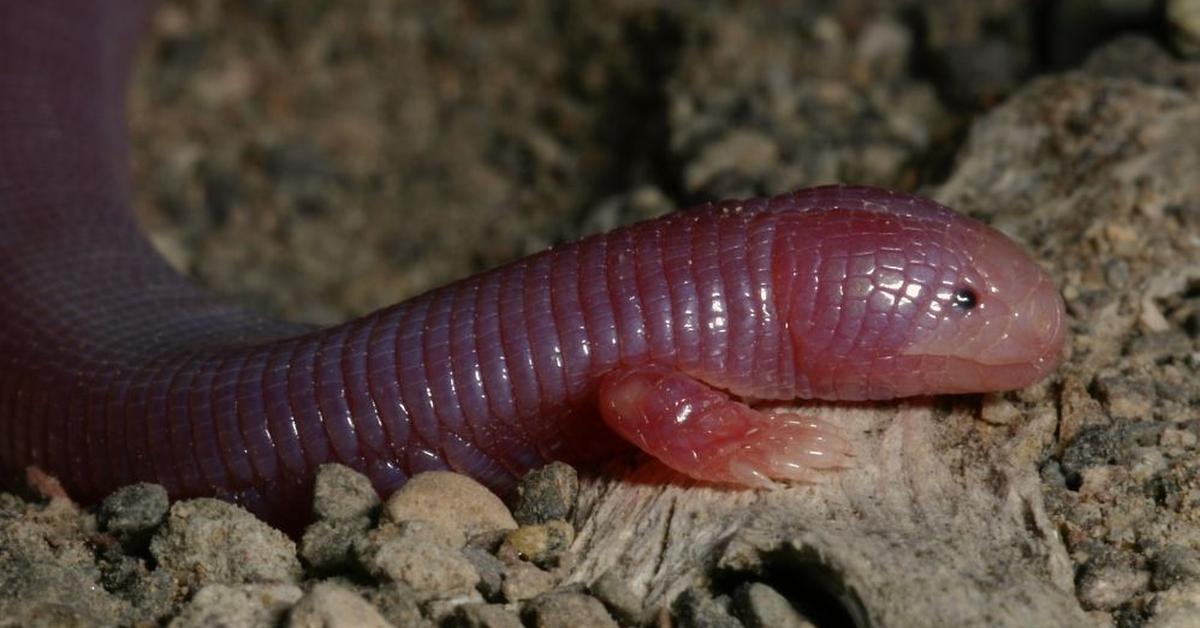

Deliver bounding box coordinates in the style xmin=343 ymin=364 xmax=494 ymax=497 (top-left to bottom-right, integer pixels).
xmin=953 ymin=287 xmax=978 ymax=311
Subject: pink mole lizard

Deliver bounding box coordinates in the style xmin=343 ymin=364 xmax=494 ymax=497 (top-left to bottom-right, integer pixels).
xmin=0 ymin=2 xmax=1066 ymax=529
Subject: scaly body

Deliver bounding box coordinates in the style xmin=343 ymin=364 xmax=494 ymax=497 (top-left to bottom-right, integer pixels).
xmin=0 ymin=1 xmax=1065 ymax=528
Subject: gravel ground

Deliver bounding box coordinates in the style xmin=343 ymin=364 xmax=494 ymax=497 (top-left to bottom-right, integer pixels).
xmin=2 ymin=1 xmax=1199 ymax=626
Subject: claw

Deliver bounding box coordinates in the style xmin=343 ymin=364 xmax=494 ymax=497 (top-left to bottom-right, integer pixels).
xmin=777 ymin=438 xmax=853 ymax=471
xmin=761 ymin=455 xmax=822 ymax=483
xmin=599 ymin=364 xmax=858 ymax=488
xmin=726 ymin=460 xmax=776 ymax=489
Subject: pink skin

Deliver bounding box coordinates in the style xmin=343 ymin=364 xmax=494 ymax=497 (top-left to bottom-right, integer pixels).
xmin=595 ymin=197 xmax=1065 ymax=486
xmin=599 ymin=366 xmax=853 ymax=486
xmin=0 ymin=2 xmax=1066 ymax=528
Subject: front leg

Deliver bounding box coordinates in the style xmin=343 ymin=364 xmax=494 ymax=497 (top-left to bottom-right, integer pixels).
xmin=598 ymin=365 xmax=853 ymax=487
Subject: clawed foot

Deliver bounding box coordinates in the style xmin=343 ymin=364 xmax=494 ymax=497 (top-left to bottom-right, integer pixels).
xmin=598 ymin=365 xmax=855 ymax=488
xmin=697 ymin=413 xmax=854 ymax=488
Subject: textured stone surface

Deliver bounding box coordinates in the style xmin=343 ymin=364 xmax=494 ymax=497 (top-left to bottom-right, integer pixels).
xmin=448 ymin=603 xmax=524 ymax=628
xmin=523 ymin=592 xmax=619 ymax=628
xmin=169 ymin=583 xmax=302 ymax=628
xmin=99 ymin=483 xmax=170 ymax=542
xmin=672 ymin=588 xmax=742 ymax=628
xmin=311 ymin=464 xmax=380 ymax=521
xmin=1169 ymin=0 xmax=1200 ymax=57
xmin=733 ymin=583 xmax=813 ymax=628
xmin=0 ymin=502 xmax=136 ymax=627
xmin=939 ymin=35 xmax=1200 ymax=626
xmin=382 ymin=472 xmax=517 ymax=541
xmin=355 ymin=522 xmax=479 ymax=599
xmin=498 ymin=520 xmax=574 ymax=568
xmin=300 ymin=516 xmax=372 ymax=574
xmin=512 ymin=463 xmax=579 ymax=526
xmin=462 ymin=546 xmax=506 ymax=601
xmin=150 ymin=499 xmax=302 ymax=593
xmin=365 ymin=584 xmax=428 ymax=628
xmin=287 ymin=583 xmax=392 ymax=628
xmin=500 ymin=561 xmax=557 ymax=603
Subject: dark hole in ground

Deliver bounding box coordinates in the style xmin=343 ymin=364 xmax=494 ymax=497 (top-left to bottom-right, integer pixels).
xmin=714 ymin=543 xmax=866 ymax=628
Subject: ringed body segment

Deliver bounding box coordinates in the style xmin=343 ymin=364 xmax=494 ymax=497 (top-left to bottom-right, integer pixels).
xmin=0 ymin=1 xmax=1065 ymax=528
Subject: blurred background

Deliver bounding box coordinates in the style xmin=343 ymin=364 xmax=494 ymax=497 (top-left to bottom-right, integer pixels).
xmin=128 ymin=0 xmax=1192 ymax=325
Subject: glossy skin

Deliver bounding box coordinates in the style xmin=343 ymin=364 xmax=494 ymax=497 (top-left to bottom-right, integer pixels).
xmin=0 ymin=2 xmax=1065 ymax=528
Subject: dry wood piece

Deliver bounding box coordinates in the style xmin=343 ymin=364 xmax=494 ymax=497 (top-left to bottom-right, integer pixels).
xmin=564 ymin=402 xmax=1087 ymax=626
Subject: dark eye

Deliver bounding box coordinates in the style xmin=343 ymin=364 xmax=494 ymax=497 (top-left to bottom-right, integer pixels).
xmin=953 ymin=287 xmax=978 ymax=311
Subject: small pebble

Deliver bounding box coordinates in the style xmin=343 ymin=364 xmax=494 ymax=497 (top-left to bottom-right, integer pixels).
xmin=449 ymin=603 xmax=524 ymax=628
xmin=466 ymin=528 xmax=510 ymax=553
xmin=1060 ymin=425 xmax=1130 ymax=489
xmin=101 ymin=555 xmax=176 ymax=623
xmin=426 ymin=596 xmax=487 ymax=624
xmin=168 ymin=583 xmax=302 ymax=628
xmin=287 ymin=582 xmax=391 ymax=628
xmin=854 ymin=18 xmax=912 ymax=79
xmin=1154 ymin=364 xmax=1200 ymax=406
xmin=1078 ymin=466 xmax=1118 ymax=501
xmin=683 ymin=131 xmax=779 ymax=192
xmin=589 ymin=570 xmax=643 ymax=626
xmin=1147 ymin=582 xmax=1200 ymax=626
xmin=1150 ymin=545 xmax=1200 ymax=591
xmin=523 ymin=591 xmax=619 ymax=628
xmin=1077 ymin=559 xmax=1151 ymax=610
xmin=355 ymin=521 xmax=479 ymax=598
xmin=365 ymin=583 xmax=428 ymax=628
xmin=1159 ymin=427 xmax=1198 ymax=449
xmin=733 ymin=582 xmax=813 ymax=628
xmin=462 ymin=546 xmax=506 ymax=601
xmin=1168 ymin=0 xmax=1200 ymax=58
xmin=1128 ymin=447 xmax=1167 ymax=482
xmin=1126 ymin=330 xmax=1193 ymax=364
xmin=1103 ymin=258 xmax=1130 ymax=288
xmin=980 ymin=394 xmax=1022 ymax=425
xmin=500 ymin=561 xmax=557 ymax=602
xmin=300 ymin=516 xmax=373 ymax=574
xmin=498 ymin=520 xmax=574 ymax=568
xmin=672 ymin=587 xmax=742 ymax=628
xmin=1057 ymin=376 xmax=1109 ymax=448
xmin=1094 ymin=373 xmax=1155 ymax=421
xmin=99 ymin=483 xmax=169 ymax=542
xmin=311 ymin=464 xmax=380 ymax=521
xmin=383 ymin=471 xmax=517 ymax=540
xmin=150 ymin=498 xmax=302 ymax=593
xmin=512 ymin=462 xmax=579 ymax=525
xmin=387 ymin=518 xmax=468 ymax=550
